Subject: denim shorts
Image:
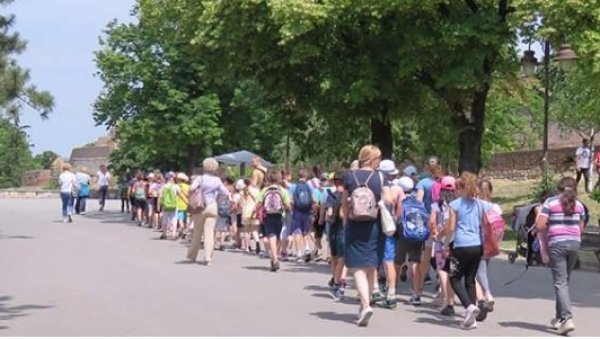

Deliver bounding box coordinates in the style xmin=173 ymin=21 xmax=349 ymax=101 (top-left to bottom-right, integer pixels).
xmin=291 ymin=210 xmax=312 ymax=236
xmin=177 ymin=211 xmax=187 ymax=222
xmin=383 ymin=236 xmax=397 ymax=262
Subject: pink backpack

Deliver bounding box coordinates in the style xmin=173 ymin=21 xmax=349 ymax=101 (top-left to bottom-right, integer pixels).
xmin=264 ymin=187 xmax=284 ymax=215
xmin=482 ymin=209 xmax=506 ymax=258
xmin=431 ymin=178 xmax=442 ymax=203
xmin=348 ymin=171 xmax=378 ymax=222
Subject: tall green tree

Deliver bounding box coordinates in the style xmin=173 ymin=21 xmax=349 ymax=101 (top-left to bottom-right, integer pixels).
xmin=33 ymin=150 xmax=59 ymax=170
xmin=195 ymin=0 xmax=599 ymax=172
xmin=0 ymin=0 xmax=54 ymax=187
xmin=0 ymin=0 xmax=54 ymax=124
xmin=0 ymin=118 xmax=36 ymax=188
xmin=94 ymin=1 xmax=223 ymax=172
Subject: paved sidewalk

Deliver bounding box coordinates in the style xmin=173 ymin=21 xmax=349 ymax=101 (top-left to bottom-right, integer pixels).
xmin=0 ymin=199 xmax=598 ymax=336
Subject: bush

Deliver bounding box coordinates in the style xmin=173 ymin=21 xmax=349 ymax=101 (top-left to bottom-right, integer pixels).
xmin=589 ymin=185 xmax=600 ymax=204
xmin=529 ymin=171 xmax=558 ymax=203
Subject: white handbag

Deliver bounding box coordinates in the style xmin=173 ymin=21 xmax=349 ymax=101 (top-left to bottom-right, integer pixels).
xmin=378 ymin=200 xmax=396 ymax=236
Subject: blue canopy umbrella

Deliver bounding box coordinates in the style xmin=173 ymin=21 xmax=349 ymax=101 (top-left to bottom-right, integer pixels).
xmin=214 ymin=150 xmax=273 ymax=176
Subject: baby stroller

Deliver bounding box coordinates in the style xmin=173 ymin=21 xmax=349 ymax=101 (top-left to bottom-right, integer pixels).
xmin=508 ymin=204 xmax=543 ymax=266
xmin=508 ymin=202 xmax=591 ymax=266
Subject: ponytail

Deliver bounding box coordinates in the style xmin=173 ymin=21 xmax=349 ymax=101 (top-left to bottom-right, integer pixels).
xmin=438 ymin=189 xmax=454 ymax=209
xmin=557 ymin=177 xmax=577 ymax=216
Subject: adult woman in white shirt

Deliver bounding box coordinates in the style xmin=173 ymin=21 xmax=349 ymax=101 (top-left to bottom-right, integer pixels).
xmin=58 ymin=163 xmax=78 ymax=223
xmin=186 ymin=158 xmax=229 ymax=266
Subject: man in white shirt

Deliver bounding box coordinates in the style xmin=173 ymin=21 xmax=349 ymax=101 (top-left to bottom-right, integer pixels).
xmin=575 ymin=139 xmax=591 ymax=193
xmin=96 ymin=164 xmax=112 ymax=211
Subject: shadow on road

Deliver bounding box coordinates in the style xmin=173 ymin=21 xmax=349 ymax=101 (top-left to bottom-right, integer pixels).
xmin=0 ymin=234 xmax=33 ymax=240
xmin=310 ymin=292 xmax=358 ymax=306
xmin=498 ymin=321 xmax=555 ymax=335
xmin=303 ymin=284 xmax=330 ymax=292
xmin=243 ymin=266 xmax=272 ymax=272
xmin=81 ymin=211 xmax=133 ymax=225
xmin=413 ymin=316 xmax=457 ymax=328
xmin=0 ymin=296 xmax=53 ymax=330
xmin=310 ymin=311 xmax=356 ymax=325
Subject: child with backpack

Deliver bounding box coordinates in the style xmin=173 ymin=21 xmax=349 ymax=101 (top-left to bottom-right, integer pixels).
xmin=148 ymin=172 xmax=164 ymax=229
xmin=159 ymin=172 xmax=181 ymax=240
xmin=290 ymin=169 xmax=315 ymax=262
xmin=215 ymin=177 xmax=235 ymax=251
xmin=132 ymin=171 xmax=149 ymax=227
xmin=176 ymin=173 xmax=190 ymax=239
xmin=257 ymin=169 xmax=291 ymax=271
xmin=326 ymin=171 xmax=347 ymax=300
xmin=474 ymin=179 xmax=504 ymax=321
xmin=313 ymin=173 xmax=332 ymax=262
xmin=395 ymin=175 xmax=430 ymax=306
xmin=232 ymin=179 xmax=245 ymax=250
xmin=240 ymin=178 xmax=260 ymax=253
xmin=430 ymin=176 xmax=458 ymax=316
xmin=376 ymin=160 xmax=404 ymax=309
xmin=118 ymin=176 xmax=130 ymax=214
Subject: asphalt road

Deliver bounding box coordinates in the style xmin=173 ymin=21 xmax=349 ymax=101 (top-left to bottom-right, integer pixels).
xmin=1 ymin=198 xmax=599 ymax=336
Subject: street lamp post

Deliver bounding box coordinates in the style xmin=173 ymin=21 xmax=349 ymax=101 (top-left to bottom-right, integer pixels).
xmin=520 ymin=41 xmax=578 ymax=177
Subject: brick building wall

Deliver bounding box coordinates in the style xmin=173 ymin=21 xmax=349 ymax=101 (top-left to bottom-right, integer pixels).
xmin=21 ymin=170 xmax=52 ymax=187
xmin=482 ymin=147 xmax=577 ymax=179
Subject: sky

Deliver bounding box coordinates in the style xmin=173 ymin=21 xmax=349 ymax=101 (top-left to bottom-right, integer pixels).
xmin=9 ymin=0 xmax=136 ymax=158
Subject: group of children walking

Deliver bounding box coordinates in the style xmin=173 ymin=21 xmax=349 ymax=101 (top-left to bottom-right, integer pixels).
xmin=82 ymin=145 xmax=582 ymax=335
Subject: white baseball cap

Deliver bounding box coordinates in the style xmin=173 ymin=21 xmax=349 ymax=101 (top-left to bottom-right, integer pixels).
xmin=379 ymin=159 xmax=399 ymax=176
xmin=235 ymin=179 xmax=246 ymax=191
xmin=395 ymin=176 xmax=415 ymax=193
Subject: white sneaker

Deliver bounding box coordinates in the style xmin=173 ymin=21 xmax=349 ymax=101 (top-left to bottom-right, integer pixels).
xmin=462 ymin=304 xmax=480 ymax=329
xmin=557 ymin=318 xmax=575 ymax=335
xmin=550 ymin=318 xmax=561 ymax=330
xmin=460 ymin=320 xmax=478 ymax=330
xmin=356 ymin=306 xmax=373 ymax=327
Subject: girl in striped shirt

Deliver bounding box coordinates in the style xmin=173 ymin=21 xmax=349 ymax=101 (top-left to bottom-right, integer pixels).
xmin=535 ymin=177 xmax=585 ymax=335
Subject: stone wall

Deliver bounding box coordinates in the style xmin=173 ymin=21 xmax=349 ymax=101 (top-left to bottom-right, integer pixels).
xmin=482 ymin=147 xmax=576 ymax=179
xmin=0 ymin=189 xmax=59 ymax=199
xmin=71 ymin=158 xmax=108 ymax=175
xmin=21 ymin=170 xmax=52 ymax=187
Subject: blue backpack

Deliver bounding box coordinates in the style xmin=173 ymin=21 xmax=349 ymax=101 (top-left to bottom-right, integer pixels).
xmin=217 ymin=195 xmax=232 ymax=217
xmin=294 ymin=182 xmax=313 ymax=211
xmin=401 ymin=196 xmax=430 ymax=242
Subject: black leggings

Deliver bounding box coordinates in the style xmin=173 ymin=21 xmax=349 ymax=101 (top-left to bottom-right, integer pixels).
xmin=449 ymin=245 xmax=482 ymax=308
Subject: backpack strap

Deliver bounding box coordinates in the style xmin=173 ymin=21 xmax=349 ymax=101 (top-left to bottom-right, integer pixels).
xmin=352 ymin=171 xmax=360 ymax=187
xmin=363 ymin=171 xmax=375 ymax=187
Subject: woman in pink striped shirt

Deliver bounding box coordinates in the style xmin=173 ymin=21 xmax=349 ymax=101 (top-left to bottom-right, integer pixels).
xmin=535 ymin=177 xmax=585 ymax=335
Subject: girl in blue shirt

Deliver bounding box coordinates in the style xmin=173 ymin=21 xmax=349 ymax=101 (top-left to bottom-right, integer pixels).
xmin=446 ymin=172 xmax=491 ymax=330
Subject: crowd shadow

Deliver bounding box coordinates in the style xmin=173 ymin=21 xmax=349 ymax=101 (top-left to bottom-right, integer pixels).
xmin=498 ymin=321 xmax=555 ymax=335
xmin=0 ymin=296 xmax=53 ymax=330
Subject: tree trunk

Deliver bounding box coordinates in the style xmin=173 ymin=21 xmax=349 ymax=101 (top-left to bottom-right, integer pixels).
xmin=457 ymin=88 xmax=488 ymax=174
xmin=186 ymin=145 xmax=198 ymax=174
xmin=370 ymin=109 xmax=393 ymax=159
